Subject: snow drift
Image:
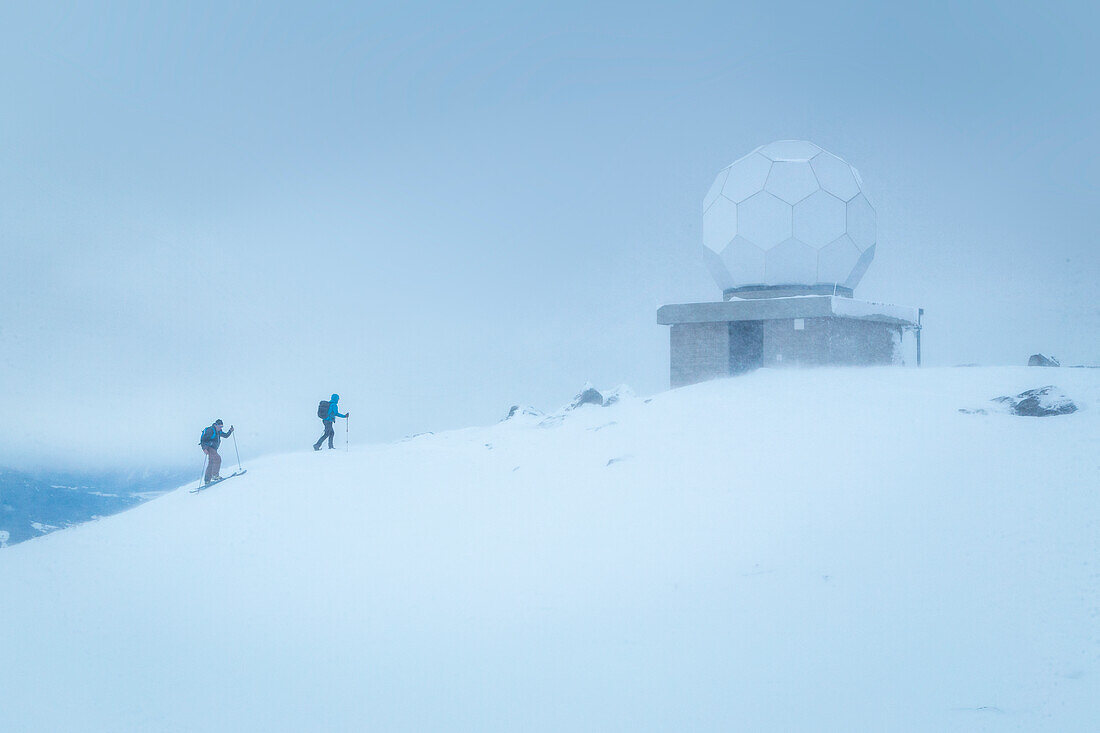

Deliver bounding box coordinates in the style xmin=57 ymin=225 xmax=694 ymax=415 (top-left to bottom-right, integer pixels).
xmin=1 ymin=367 xmax=1098 ymax=731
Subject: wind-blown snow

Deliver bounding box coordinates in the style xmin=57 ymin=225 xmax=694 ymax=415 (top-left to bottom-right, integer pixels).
xmin=1 ymin=367 xmax=1098 ymax=731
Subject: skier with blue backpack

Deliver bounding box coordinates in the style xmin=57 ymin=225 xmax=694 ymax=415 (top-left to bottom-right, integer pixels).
xmin=314 ymin=394 xmax=349 ymax=451
xmin=199 ymin=419 xmax=234 ymax=484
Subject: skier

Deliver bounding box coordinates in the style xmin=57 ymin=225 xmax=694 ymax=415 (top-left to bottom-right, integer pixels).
xmin=199 ymin=419 xmax=234 ymax=484
xmin=314 ymin=394 xmax=349 ymax=451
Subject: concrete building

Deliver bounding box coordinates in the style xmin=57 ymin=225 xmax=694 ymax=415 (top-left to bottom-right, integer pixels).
xmin=659 ymin=140 xmax=922 ymax=388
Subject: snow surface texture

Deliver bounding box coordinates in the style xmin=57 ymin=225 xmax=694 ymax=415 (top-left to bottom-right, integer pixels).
xmin=1 ymin=367 xmax=1099 ymax=732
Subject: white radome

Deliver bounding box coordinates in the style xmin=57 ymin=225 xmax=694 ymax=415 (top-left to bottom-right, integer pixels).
xmin=702 ymin=140 xmax=875 ymax=295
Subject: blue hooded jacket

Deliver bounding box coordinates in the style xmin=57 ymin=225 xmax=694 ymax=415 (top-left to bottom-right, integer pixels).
xmin=325 ymin=394 xmax=347 ymax=420
xmin=199 ymin=422 xmax=232 ymax=449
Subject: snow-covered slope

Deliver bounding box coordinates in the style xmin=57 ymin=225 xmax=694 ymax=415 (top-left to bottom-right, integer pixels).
xmin=1 ymin=367 xmax=1098 ymax=731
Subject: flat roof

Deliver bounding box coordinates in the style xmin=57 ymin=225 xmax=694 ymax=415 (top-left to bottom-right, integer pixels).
xmin=657 ymin=296 xmax=920 ymax=327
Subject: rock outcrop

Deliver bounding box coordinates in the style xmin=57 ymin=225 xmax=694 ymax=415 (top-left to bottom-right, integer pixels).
xmin=1028 ymin=354 xmax=1061 ymax=367
xmin=993 ymin=386 xmax=1077 ymax=417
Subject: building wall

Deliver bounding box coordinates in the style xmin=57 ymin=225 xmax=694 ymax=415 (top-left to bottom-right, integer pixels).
xmin=670 ymin=322 xmax=730 ymax=388
xmin=669 ymin=316 xmax=914 ymax=387
xmin=762 ymin=317 xmax=900 ymax=367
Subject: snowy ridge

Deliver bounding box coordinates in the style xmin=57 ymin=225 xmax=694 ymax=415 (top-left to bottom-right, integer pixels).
xmin=1 ymin=367 xmax=1098 ymax=731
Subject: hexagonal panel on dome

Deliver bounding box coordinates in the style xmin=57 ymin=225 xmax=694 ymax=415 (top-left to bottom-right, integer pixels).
xmin=817 ymin=235 xmax=862 ymax=283
xmin=737 ymin=191 xmax=791 ymax=249
xmin=765 ymin=161 xmax=818 ymax=204
xmin=720 ymin=152 xmax=773 ymax=203
xmin=702 ymin=245 xmax=735 ymax=292
xmin=760 ymin=140 xmax=821 ymax=162
xmin=852 ymin=166 xmax=865 ymax=189
xmin=810 ymin=152 xmax=860 ymax=201
xmin=847 ymin=194 xmax=876 ymax=251
xmin=702 ymin=196 xmax=738 ymax=253
xmin=704 ymin=167 xmax=729 ymax=212
xmin=793 ymin=190 xmax=847 ymax=248
xmin=765 ymin=238 xmax=817 ymax=285
xmin=845 ymin=244 xmax=876 ymax=290
xmin=720 ymin=236 xmax=766 ymax=285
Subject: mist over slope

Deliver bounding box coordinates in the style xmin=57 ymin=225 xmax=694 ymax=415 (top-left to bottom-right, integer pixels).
xmin=1 ymin=367 xmax=1097 ymax=731
xmin=0 ymin=467 xmax=190 ymax=546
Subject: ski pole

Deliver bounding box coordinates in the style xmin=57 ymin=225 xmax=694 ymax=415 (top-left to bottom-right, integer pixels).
xmin=346 ymin=415 xmax=349 ymax=452
xmin=232 ymin=430 xmax=242 ymax=472
xmin=199 ymin=453 xmax=208 ymax=488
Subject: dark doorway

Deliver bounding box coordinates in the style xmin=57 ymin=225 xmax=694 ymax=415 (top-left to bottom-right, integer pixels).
xmin=729 ymin=320 xmax=764 ymax=374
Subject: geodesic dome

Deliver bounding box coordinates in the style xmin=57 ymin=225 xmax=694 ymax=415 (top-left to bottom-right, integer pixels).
xmin=702 ymin=140 xmax=875 ymax=296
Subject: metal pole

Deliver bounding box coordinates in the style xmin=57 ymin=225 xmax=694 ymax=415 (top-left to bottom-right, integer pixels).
xmin=199 ymin=452 xmax=208 ymax=488
xmin=232 ymin=430 xmax=243 ymax=472
xmin=916 ymin=308 xmax=924 ymax=367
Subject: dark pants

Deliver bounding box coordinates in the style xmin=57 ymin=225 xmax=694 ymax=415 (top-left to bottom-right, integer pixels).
xmin=314 ymin=419 xmax=335 ymax=449
xmin=202 ymin=446 xmax=222 ymax=483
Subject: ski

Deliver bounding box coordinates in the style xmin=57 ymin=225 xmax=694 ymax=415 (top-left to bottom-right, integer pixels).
xmin=190 ymin=470 xmax=247 ymax=493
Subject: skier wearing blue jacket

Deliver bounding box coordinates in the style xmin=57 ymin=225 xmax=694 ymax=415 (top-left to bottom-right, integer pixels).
xmin=314 ymin=394 xmax=349 ymax=451
xmin=199 ymin=419 xmax=234 ymax=484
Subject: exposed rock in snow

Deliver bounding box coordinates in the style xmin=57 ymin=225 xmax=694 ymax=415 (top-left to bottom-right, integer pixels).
xmin=534 ymin=383 xmax=639 ymax=427
xmin=566 ymin=383 xmax=636 ymax=411
xmin=569 ymin=383 xmax=605 ymax=410
xmin=1028 ymin=354 xmax=1061 ymax=367
xmin=601 ymin=384 xmax=636 ymax=407
xmin=501 ymin=405 xmax=544 ymax=422
xmin=993 ymin=385 xmax=1078 ymax=417
xmin=511 ymin=385 xmax=638 ymax=428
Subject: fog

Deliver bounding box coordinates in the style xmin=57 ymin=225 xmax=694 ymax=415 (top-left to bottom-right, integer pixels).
xmin=1 ymin=1 xmax=1097 ymax=472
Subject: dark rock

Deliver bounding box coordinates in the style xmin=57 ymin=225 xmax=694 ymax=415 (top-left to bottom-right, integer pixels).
xmin=1028 ymin=354 xmax=1061 ymax=367
xmin=534 ymin=384 xmax=634 ymax=428
xmin=503 ymin=405 xmax=543 ymax=421
xmin=993 ymin=386 xmax=1077 ymax=417
xmin=570 ymin=387 xmax=605 ymax=409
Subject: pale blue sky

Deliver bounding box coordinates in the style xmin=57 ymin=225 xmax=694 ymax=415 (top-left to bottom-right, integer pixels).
xmin=1 ymin=1 xmax=1097 ymax=470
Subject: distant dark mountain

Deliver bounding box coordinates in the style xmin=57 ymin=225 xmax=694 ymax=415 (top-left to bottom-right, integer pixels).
xmin=0 ymin=466 xmax=191 ymax=547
